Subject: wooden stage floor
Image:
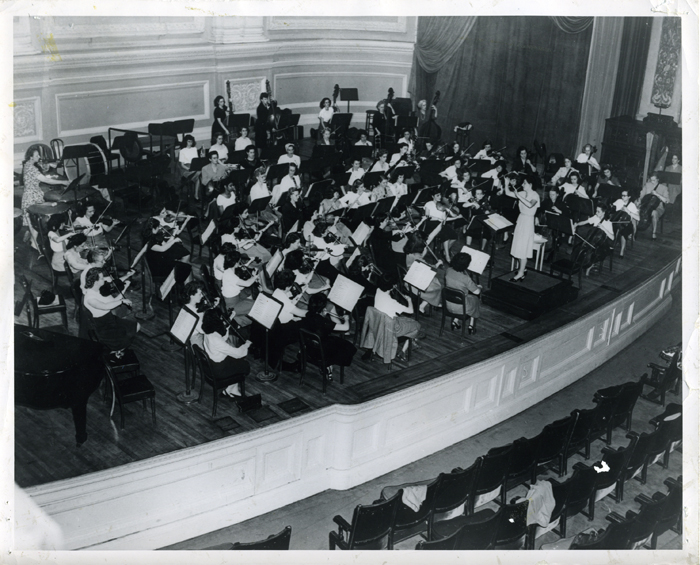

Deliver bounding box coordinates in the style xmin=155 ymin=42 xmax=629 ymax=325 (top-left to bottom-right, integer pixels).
xmin=13 ymin=194 xmax=682 ymax=489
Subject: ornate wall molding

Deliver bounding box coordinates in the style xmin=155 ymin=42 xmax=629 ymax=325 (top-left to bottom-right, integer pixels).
xmin=650 ymin=17 xmax=681 ymax=109
xmin=45 ymin=16 xmax=205 ymax=39
xmin=13 ymin=97 xmax=42 ymax=142
xmin=225 ymin=77 xmax=266 ymax=113
xmin=267 ymin=16 xmax=408 ymax=34
xmin=206 ymin=17 xmax=267 ymax=44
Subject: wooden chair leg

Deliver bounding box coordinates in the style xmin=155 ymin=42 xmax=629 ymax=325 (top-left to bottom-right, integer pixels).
xmin=151 ymin=396 xmax=157 ymax=425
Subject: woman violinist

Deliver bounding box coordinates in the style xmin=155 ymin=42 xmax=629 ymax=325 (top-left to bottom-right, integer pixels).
xmin=221 ymin=250 xmax=259 ymax=325
xmin=423 ymin=189 xmax=460 ymax=262
xmin=637 ymin=173 xmax=669 ymax=240
xmin=370 ymin=275 xmax=421 ymax=362
xmin=83 ymin=267 xmax=139 ymax=358
xmin=201 ymin=308 xmax=251 ymax=399
xmin=445 ymin=252 xmax=482 ymax=333
xmin=46 ymin=215 xmax=74 ymax=273
xmin=142 ymin=216 xmax=190 ymax=278
xmin=404 ymin=236 xmax=443 ymax=314
xmin=73 ymin=202 xmax=119 ymax=249
xmin=370 ymin=149 xmax=390 ymax=174
xmin=300 ymin=293 xmax=357 ymax=381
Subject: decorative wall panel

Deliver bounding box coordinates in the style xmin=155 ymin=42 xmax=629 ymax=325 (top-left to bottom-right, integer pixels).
xmin=55 ymin=81 xmax=209 ymax=137
xmin=13 ymin=97 xmax=41 ymax=142
xmin=225 ymin=77 xmax=266 ymax=113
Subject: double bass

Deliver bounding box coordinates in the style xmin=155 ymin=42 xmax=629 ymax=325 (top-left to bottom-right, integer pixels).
xmin=417 ymin=90 xmax=442 ymax=144
xmin=637 ymin=193 xmax=661 ymax=232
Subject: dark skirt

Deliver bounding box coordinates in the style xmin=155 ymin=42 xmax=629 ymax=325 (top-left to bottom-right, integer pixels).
xmin=307 ymin=335 xmax=357 ymax=367
xmin=92 ymin=312 xmax=137 ymax=351
xmin=209 ymin=357 xmax=250 ymax=380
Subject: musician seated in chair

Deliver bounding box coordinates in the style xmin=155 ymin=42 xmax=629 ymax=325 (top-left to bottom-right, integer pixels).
xmin=271 ymin=162 xmax=302 ymax=206
xmin=612 ymin=190 xmax=639 ymax=258
xmin=216 ymin=180 xmax=237 ymax=214
xmin=234 ymin=127 xmax=252 ymax=151
xmin=592 ymin=165 xmax=621 ymax=199
xmin=221 ymin=250 xmax=258 ymax=324
xmin=201 ymin=308 xmax=251 ymax=398
xmin=83 ymin=267 xmax=139 ymax=359
xmin=73 ymin=202 xmax=119 ymax=249
xmin=474 ymin=140 xmax=497 ymax=163
xmin=346 ymin=158 xmax=366 ymax=187
xmin=423 ymin=189 xmax=460 ymax=262
xmin=638 ymin=174 xmax=670 ymax=240
xmin=339 ymin=179 xmax=374 ymax=210
xmin=283 ymin=248 xmax=331 ymax=307
xmin=550 ymin=157 xmax=575 ymax=186
xmin=367 ymin=275 xmax=422 ymax=362
xmin=573 ymin=203 xmax=614 ymax=275
xmin=397 ymin=130 xmax=415 ymax=154
xmin=561 ymin=172 xmax=589 ymax=200
xmin=404 ymin=237 xmax=443 ymax=314
xmin=369 ymin=149 xmax=390 ymax=173
xmin=277 ymin=143 xmax=301 ymax=167
xmin=64 ymin=232 xmax=91 ymax=273
xmin=301 ymin=294 xmax=356 ymax=381
xmin=201 ymin=150 xmax=229 ymax=199
xmin=440 ymin=157 xmax=463 ymax=181
xmin=355 ymin=130 xmax=372 ymax=147
xmin=317 ymin=128 xmax=335 ymax=148
xmin=210 ymin=133 xmax=229 ymax=164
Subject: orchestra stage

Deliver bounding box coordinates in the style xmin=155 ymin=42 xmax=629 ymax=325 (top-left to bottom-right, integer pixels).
xmin=14 ymin=203 xmax=682 ymax=490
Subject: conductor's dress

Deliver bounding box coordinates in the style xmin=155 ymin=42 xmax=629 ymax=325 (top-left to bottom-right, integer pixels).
xmin=509 ymin=188 xmax=540 ymax=261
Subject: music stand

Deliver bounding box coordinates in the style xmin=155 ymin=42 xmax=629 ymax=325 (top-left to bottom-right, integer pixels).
xmin=350 ymin=146 xmax=373 ymax=162
xmin=266 ymin=163 xmax=289 ymax=185
xmin=596 ymin=183 xmax=623 ymax=203
xmin=228 ymin=150 xmax=247 ymax=165
xmin=345 ymin=201 xmax=377 ymax=226
xmin=412 ymin=188 xmax=433 ymax=207
xmin=169 ymin=306 xmax=199 ymax=404
xmin=372 ymin=196 xmax=395 ymax=217
xmin=467 ymin=159 xmax=493 ymax=176
xmin=247 ymin=292 xmax=285 ymax=382
xmin=276 ymin=113 xmax=300 ymax=142
xmin=339 ymin=88 xmax=359 ymax=113
xmin=396 ymin=115 xmax=418 ymax=133
xmin=479 ymin=214 xmax=515 ymax=287
xmin=311 ymin=145 xmax=337 ymax=161
xmin=392 ymin=98 xmax=413 ymax=116
xmin=657 ymin=171 xmax=681 ymax=185
xmin=306 ymin=179 xmax=333 ymax=201
xmin=229 ymin=113 xmax=251 ymax=130
xmin=248 ymin=195 xmax=272 ymax=215
xmin=391 ymin=165 xmax=416 ymax=180
xmin=363 ymin=171 xmax=384 ymax=189
xmin=564 ymin=194 xmax=594 ymax=222
xmin=544 ymin=211 xmax=575 ymax=266
xmin=394 ymin=192 xmax=414 ymax=212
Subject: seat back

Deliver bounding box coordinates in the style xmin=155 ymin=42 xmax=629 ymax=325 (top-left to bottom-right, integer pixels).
xmin=535 ymin=414 xmax=575 ymax=465
xmin=563 ymin=466 xmax=597 ymax=515
xmin=610 ymin=380 xmax=643 ymax=427
xmin=494 ymin=500 xmax=530 ymax=549
xmin=442 ymin=287 xmax=467 ymax=316
xmin=50 ymin=138 xmax=65 ymax=161
xmin=569 ymin=406 xmax=599 ymax=448
xmin=503 ymin=437 xmax=537 ymax=487
xmin=299 ymin=328 xmax=327 ymax=369
xmin=432 ymin=459 xmax=481 ymax=516
xmin=345 ymin=490 xmax=401 ymax=550
xmin=597 ymin=435 xmax=638 ymax=490
xmin=191 ymin=344 xmax=215 ymax=387
xmin=625 ymin=431 xmax=655 ymax=478
xmin=19 ymin=276 xmax=39 ymax=327
xmin=231 ymin=525 xmax=292 ymax=550
xmin=453 ymin=509 xmax=500 ymax=550
xmin=473 ymin=445 xmax=512 ymax=504
xmin=653 ymin=483 xmax=682 ymax=536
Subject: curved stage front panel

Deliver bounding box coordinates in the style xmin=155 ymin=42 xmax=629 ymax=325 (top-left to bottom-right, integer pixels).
xmin=23 ymin=257 xmax=681 ymax=550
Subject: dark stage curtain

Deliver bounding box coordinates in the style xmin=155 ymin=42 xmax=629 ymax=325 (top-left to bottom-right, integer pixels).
xmin=412 ymin=16 xmax=593 ymax=160
xmin=610 ymin=17 xmax=653 ymax=118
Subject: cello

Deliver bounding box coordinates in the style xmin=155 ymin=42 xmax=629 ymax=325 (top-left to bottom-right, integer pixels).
xmin=417 ymin=90 xmax=442 ymax=145
xmin=637 ymin=193 xmax=661 ymax=232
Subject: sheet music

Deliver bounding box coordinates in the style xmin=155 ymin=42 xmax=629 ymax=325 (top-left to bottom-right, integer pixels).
xmin=201 ymin=220 xmax=216 ymax=245
xmin=169 ymin=307 xmax=199 ymax=346
xmin=460 ymin=246 xmax=490 ymax=275
xmin=266 ymin=250 xmax=284 ymax=278
xmin=346 ymin=247 xmax=361 ymax=268
xmin=403 ymin=260 xmax=436 ymax=292
xmin=350 ymin=222 xmax=372 ymax=246
xmin=483 ymin=213 xmax=514 ymax=231
xmin=288 ymin=220 xmax=299 ymax=234
xmin=159 ymin=269 xmax=176 ymax=300
xmin=247 ymin=293 xmax=283 ymax=330
xmin=328 ymin=274 xmax=364 ymax=312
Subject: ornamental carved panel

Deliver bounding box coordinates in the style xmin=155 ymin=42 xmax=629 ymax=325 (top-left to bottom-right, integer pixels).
xmin=650 ymin=18 xmax=681 ymax=109
xmin=14 ymin=98 xmax=40 ymax=140
xmin=226 ymin=78 xmax=265 ymax=114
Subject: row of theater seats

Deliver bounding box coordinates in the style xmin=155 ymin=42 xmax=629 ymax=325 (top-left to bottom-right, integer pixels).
xmin=326 ymin=349 xmax=682 ymax=551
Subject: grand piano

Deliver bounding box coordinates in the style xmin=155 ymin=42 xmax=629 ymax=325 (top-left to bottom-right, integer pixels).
xmin=15 ymin=325 xmax=105 ymax=446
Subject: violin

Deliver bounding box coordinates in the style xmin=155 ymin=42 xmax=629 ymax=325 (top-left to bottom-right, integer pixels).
xmin=199 ymin=292 xmax=246 ymax=342
xmin=389 ymin=285 xmax=409 ymax=307
xmin=234 ymin=256 xmax=261 ymax=281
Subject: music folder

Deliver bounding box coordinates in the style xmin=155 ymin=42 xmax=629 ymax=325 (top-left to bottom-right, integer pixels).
xmin=328 ymin=274 xmax=364 ymax=313
xmin=481 ymin=213 xmax=514 ymax=232
xmin=459 ymin=246 xmax=490 ymax=275
xmin=248 ymin=195 xmax=272 ymax=214
xmin=363 ymin=171 xmax=383 ymax=189
xmin=247 ymin=292 xmax=284 ymax=331
xmin=169 ymin=306 xmax=199 ymax=346
xmin=403 ymin=259 xmax=436 ymax=293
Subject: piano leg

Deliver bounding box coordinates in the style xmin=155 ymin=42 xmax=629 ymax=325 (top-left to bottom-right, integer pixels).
xmin=71 ymin=401 xmax=89 ymax=446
